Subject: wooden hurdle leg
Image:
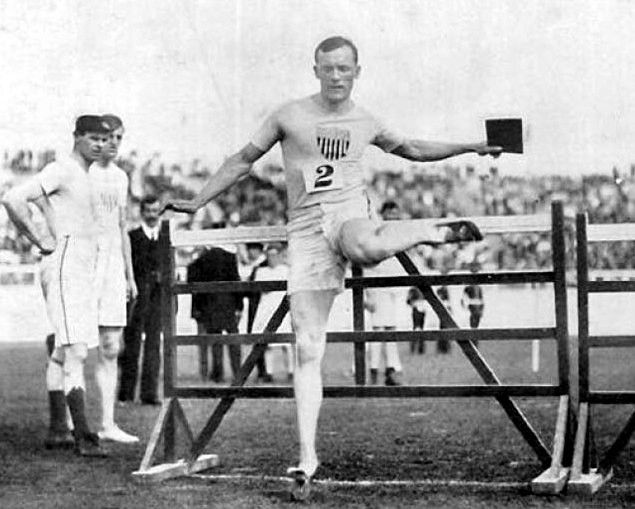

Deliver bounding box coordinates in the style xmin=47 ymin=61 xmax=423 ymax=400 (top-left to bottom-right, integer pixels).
xmin=132 ymin=398 xmax=219 ymax=483
xmin=531 ymin=395 xmax=571 ymax=494
xmin=567 ymin=402 xmax=613 ymax=494
xmin=569 ymin=406 xmax=635 ymax=494
xmin=396 ymin=252 xmax=552 ymax=466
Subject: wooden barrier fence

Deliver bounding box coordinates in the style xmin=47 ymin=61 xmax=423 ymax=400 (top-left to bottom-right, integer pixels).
xmin=568 ymin=214 xmax=635 ymax=494
xmin=133 ymin=201 xmax=573 ymax=494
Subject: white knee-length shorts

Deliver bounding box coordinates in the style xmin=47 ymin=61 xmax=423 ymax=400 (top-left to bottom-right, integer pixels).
xmin=286 ymin=195 xmax=378 ymax=295
xmin=40 ymin=235 xmax=99 ymax=348
xmin=94 ymin=236 xmax=127 ymax=327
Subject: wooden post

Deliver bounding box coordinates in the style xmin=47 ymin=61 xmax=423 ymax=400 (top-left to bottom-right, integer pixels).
xmin=352 ymin=264 xmax=366 ymax=385
xmin=551 ymin=201 xmax=570 ymax=396
xmin=159 ymin=220 xmax=176 ymax=461
xmin=577 ymin=213 xmax=590 ymax=405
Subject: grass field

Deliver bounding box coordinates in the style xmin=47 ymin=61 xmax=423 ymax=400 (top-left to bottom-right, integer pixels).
xmin=1 ymin=285 xmax=635 ymax=508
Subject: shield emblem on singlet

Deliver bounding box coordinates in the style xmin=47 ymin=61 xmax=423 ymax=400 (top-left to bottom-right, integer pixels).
xmin=316 ymin=126 xmax=351 ymax=161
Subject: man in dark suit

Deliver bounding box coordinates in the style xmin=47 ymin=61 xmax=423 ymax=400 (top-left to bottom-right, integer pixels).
xmin=118 ymin=195 xmax=162 ymax=405
xmin=188 ymin=230 xmax=244 ymax=382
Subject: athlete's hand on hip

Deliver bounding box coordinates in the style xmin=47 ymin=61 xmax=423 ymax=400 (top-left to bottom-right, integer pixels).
xmin=161 ymin=199 xmax=198 ymax=215
xmin=474 ymin=142 xmax=503 ymax=158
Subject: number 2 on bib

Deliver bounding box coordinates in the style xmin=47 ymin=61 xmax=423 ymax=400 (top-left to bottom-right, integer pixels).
xmin=303 ymin=164 xmax=343 ymax=194
xmin=315 ymin=165 xmax=334 ymax=188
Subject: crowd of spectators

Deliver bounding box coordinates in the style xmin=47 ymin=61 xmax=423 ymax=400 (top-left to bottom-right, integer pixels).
xmin=2 ymin=148 xmax=635 ymax=272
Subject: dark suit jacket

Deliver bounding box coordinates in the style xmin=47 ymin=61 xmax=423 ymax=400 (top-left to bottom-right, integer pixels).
xmin=187 ymin=247 xmax=244 ymax=329
xmin=129 ymin=226 xmax=161 ymax=295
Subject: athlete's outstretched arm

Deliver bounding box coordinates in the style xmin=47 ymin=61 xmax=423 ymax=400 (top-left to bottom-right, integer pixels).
xmin=163 ymin=143 xmax=266 ymax=214
xmin=391 ymin=140 xmax=501 ymax=162
xmin=2 ymin=180 xmax=56 ymax=254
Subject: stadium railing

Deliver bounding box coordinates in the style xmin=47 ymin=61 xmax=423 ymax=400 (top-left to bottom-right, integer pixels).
xmin=568 ymin=214 xmax=635 ymax=494
xmin=134 ymin=201 xmax=573 ymax=494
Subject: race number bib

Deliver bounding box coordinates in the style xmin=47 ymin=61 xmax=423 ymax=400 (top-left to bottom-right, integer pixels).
xmin=302 ymin=163 xmax=344 ymax=194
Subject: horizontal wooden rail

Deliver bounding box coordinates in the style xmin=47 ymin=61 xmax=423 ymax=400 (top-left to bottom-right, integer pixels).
xmin=587 ymin=336 xmax=635 ymax=348
xmin=588 ymin=391 xmax=635 ymax=404
xmin=170 ymin=214 xmax=553 ymax=247
xmin=587 ymin=223 xmax=635 ymax=243
xmin=174 ymin=328 xmax=556 ymax=346
xmin=173 ymin=271 xmax=555 ymax=294
xmin=588 ymin=280 xmax=635 ymax=293
xmin=172 ymin=384 xmax=562 ymax=399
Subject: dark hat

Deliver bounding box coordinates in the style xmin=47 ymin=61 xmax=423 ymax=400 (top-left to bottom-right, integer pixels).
xmin=74 ymin=115 xmax=111 ymax=135
xmin=101 ymin=113 xmax=123 ymax=130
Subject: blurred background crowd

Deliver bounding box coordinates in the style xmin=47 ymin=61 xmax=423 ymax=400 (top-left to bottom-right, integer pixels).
xmin=3 ymin=148 xmax=635 ymax=273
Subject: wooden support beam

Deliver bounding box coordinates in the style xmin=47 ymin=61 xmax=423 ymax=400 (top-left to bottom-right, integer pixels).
xmin=132 ymin=454 xmax=219 ymax=484
xmin=138 ymin=399 xmax=173 ymax=472
xmin=586 ymin=222 xmax=635 ymax=242
xmin=588 ymin=391 xmax=635 ymax=404
xmin=172 ymin=270 xmax=555 ymax=295
xmin=352 ymin=264 xmax=366 ymax=386
xmin=587 ymin=280 xmax=635 ymax=293
xmin=173 ymin=327 xmax=556 ymax=347
xmin=567 ymin=468 xmax=614 ymax=495
xmin=588 ymin=335 xmax=635 ymax=348
xmin=169 ymin=214 xmax=553 ymax=247
xmin=172 ymin=384 xmax=561 ymax=399
xmin=396 ymin=251 xmax=552 ymax=467
xmin=570 ymin=402 xmax=588 ymax=481
xmin=531 ymin=395 xmax=570 ymax=494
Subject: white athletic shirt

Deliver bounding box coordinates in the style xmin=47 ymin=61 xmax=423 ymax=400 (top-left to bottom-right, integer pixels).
xmin=250 ymin=95 xmax=404 ymax=218
xmin=89 ymin=161 xmax=128 ymax=241
xmin=34 ymin=156 xmax=98 ymax=238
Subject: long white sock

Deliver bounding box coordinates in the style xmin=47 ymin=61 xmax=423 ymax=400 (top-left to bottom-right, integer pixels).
xmin=294 ymin=345 xmax=322 ymax=476
xmin=96 ymin=328 xmax=122 ymax=430
xmin=96 ymin=356 xmax=118 ymax=430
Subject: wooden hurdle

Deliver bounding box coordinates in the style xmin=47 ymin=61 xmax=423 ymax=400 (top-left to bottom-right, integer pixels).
xmin=133 ymin=202 xmax=573 ymax=493
xmin=567 ymin=215 xmax=635 ymax=494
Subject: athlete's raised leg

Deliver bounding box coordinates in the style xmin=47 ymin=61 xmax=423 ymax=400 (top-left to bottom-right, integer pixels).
xmin=338 ymin=217 xmax=482 ymax=266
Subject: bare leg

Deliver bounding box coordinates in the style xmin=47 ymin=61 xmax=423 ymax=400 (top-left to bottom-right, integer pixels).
xmin=289 ymin=289 xmax=337 ymax=477
xmin=338 ymin=218 xmax=481 ymax=265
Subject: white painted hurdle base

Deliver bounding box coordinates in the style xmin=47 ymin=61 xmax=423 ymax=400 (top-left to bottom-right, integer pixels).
xmin=531 ymin=466 xmax=570 ymax=494
xmin=132 ymin=454 xmax=220 ymax=484
xmin=567 ymin=468 xmax=613 ymax=495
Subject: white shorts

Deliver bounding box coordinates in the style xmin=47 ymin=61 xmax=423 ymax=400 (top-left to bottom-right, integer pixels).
xmin=95 ymin=236 xmax=127 ymax=327
xmin=286 ymin=195 xmax=377 ymax=295
xmin=40 ymin=235 xmax=99 ymax=348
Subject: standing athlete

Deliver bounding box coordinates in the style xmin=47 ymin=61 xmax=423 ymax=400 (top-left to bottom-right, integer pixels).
xmin=2 ymin=115 xmax=111 ymax=457
xmin=90 ymin=114 xmax=139 ymax=443
xmin=163 ymin=36 xmax=501 ymax=499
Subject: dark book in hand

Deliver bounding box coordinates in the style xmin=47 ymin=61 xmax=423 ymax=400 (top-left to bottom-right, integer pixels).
xmin=485 ymin=118 xmax=523 ymax=154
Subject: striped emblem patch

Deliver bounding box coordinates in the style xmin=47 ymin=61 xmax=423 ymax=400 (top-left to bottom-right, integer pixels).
xmin=316 ymin=126 xmax=350 ymax=161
